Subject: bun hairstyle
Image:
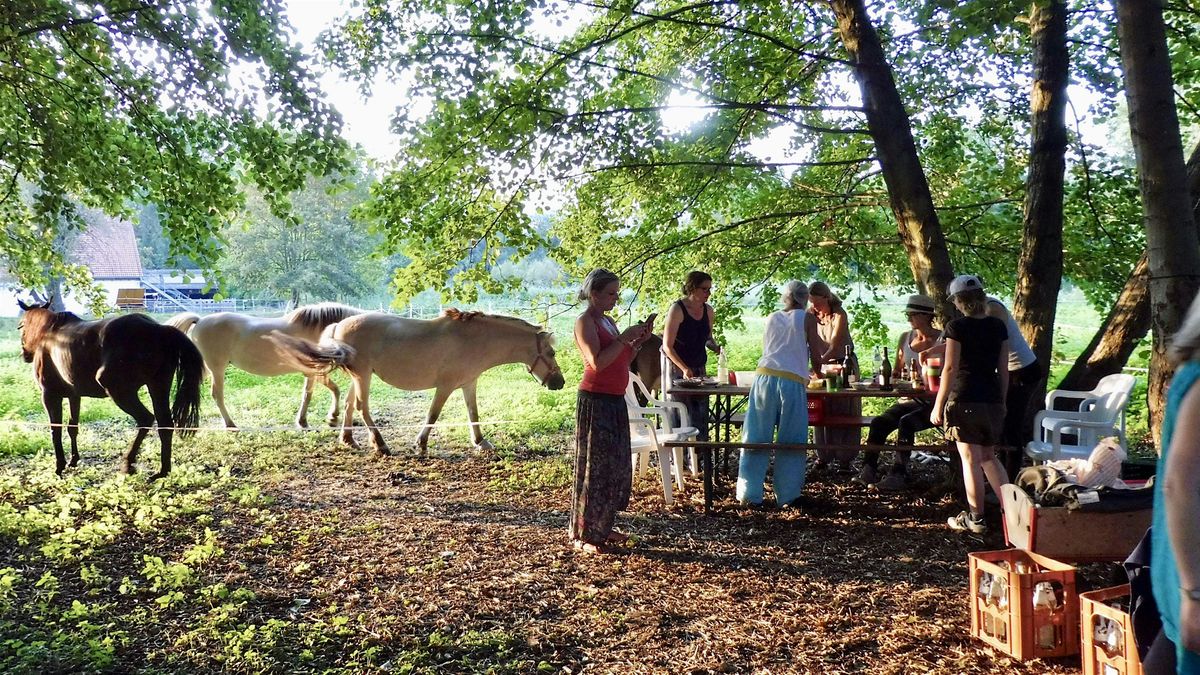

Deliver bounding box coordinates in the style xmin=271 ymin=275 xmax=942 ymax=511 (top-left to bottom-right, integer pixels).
xmin=682 ymin=270 xmax=713 ymax=295
xmin=808 ymin=281 xmax=843 ymax=311
xmin=579 ymin=268 xmax=620 ymax=302
xmin=783 ymin=280 xmax=809 ymax=309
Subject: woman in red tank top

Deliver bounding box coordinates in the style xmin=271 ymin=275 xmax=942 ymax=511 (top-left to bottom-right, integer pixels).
xmin=570 ymin=269 xmax=652 ymax=554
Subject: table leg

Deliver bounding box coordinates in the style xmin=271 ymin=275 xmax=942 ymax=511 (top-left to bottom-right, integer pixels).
xmin=703 ymin=445 xmax=714 ymax=513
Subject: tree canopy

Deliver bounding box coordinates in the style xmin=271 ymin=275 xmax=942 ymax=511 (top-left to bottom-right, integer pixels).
xmin=1 ymin=0 xmax=350 ymax=304
xmin=322 ymin=0 xmax=1161 ymax=326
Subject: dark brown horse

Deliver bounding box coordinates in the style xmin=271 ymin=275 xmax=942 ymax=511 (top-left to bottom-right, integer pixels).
xmin=17 ymin=300 xmax=204 ymax=478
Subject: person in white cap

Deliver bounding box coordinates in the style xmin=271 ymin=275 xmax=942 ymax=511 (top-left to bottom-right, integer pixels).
xmin=932 ymin=274 xmax=1010 ymax=534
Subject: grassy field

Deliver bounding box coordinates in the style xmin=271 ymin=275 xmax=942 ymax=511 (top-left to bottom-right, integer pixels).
xmin=0 ymin=302 xmax=1150 ymax=673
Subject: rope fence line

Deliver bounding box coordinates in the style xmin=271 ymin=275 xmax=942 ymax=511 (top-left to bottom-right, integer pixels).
xmin=0 ymin=418 xmax=543 ymax=434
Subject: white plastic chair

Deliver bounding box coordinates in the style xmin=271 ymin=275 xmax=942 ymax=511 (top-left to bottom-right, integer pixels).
xmin=625 ymin=373 xmax=698 ymax=504
xmin=1025 ymin=374 xmax=1136 ymax=463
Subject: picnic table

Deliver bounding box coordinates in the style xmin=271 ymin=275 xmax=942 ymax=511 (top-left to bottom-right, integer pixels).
xmin=664 ymin=381 xmax=943 ymax=511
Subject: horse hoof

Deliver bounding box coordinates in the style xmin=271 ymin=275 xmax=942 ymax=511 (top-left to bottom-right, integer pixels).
xmin=326 ymin=418 xmax=339 ymax=428
xmin=475 ymin=440 xmax=495 ymax=452
xmin=68 ymin=459 xmax=79 ymax=468
xmin=295 ymin=419 xmax=309 ymax=429
xmin=149 ymin=471 xmax=169 ymax=481
xmin=120 ymin=465 xmax=136 ymax=476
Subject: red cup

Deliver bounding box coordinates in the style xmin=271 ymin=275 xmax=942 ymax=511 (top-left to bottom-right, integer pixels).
xmin=728 ymin=371 xmax=737 ymax=385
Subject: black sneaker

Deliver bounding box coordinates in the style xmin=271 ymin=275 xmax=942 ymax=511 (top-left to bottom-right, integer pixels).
xmin=947 ymin=510 xmax=986 ymax=534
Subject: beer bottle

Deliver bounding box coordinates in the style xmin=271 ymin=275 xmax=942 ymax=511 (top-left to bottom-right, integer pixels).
xmin=880 ymin=347 xmax=892 ymax=389
xmin=841 ymin=345 xmax=852 ymax=389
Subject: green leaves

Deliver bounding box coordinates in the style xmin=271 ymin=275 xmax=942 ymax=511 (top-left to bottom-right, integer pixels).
xmin=1 ymin=0 xmax=350 ymax=302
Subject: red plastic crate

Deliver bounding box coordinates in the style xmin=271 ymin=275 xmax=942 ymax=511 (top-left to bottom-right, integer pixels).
xmin=807 ymin=397 xmax=824 ymax=424
xmin=1081 ymin=585 xmax=1142 ymax=675
xmin=968 ymin=549 xmax=1080 ymax=661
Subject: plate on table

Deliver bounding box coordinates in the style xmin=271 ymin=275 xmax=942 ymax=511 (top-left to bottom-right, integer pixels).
xmin=851 ymin=382 xmax=875 ymax=392
xmin=675 ymin=377 xmax=717 ymax=388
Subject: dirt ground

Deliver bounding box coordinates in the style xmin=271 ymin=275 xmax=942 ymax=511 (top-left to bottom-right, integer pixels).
xmin=221 ymin=440 xmax=1117 ymax=674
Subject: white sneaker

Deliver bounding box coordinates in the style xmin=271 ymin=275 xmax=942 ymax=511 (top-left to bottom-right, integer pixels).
xmin=947 ymin=510 xmax=986 ymax=534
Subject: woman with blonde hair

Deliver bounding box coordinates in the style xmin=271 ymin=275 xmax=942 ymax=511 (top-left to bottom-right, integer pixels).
xmin=570 ymin=269 xmax=653 ymax=553
xmin=1146 ymin=292 xmax=1200 ymax=671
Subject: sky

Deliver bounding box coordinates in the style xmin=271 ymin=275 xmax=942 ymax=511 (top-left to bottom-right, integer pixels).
xmin=280 ymin=1 xmax=1117 ymax=166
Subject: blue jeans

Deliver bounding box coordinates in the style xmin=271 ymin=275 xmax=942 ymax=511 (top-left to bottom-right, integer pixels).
xmin=737 ymin=374 xmax=809 ymax=506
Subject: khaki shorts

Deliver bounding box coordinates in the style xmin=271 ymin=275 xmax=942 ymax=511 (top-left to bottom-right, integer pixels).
xmin=944 ymin=400 xmax=1005 ymax=446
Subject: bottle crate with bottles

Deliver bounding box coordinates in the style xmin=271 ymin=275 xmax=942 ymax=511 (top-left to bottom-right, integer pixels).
xmin=968 ymin=549 xmax=1080 ymax=660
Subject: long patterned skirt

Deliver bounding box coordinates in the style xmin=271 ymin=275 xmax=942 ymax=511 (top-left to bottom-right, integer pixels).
xmin=570 ymin=391 xmax=632 ymax=545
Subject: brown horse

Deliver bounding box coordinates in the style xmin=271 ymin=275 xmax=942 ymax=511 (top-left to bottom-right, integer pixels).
xmin=267 ymin=309 xmax=566 ymax=455
xmin=17 ymin=300 xmax=204 ymax=478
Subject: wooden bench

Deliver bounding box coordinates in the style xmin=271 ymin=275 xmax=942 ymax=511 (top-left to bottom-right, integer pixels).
xmin=663 ymin=439 xmax=954 ymax=512
xmin=115 ymin=288 xmax=146 ymax=310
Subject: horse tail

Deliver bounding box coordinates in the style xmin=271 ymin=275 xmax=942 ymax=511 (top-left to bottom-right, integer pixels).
xmin=265 ymin=331 xmax=355 ymax=375
xmin=169 ymin=330 xmax=204 ymax=438
xmin=166 ymin=312 xmax=201 ymax=334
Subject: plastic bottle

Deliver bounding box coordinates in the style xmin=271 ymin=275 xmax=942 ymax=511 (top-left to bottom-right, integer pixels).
xmin=872 ymin=346 xmax=882 ymax=383
xmin=717 ymin=348 xmax=729 ymax=385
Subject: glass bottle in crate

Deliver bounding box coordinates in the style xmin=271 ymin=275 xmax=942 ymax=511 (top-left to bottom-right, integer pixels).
xmin=992 ymin=573 xmax=1009 ymax=641
xmin=978 ymin=572 xmax=994 ymax=635
xmin=1033 ymin=582 xmax=1059 ymax=649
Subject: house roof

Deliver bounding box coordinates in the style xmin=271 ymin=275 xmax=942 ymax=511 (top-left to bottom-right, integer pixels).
xmin=71 ymin=215 xmax=142 ymax=279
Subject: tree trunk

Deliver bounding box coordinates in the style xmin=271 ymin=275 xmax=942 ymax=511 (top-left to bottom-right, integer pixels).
xmin=1117 ymin=0 xmax=1200 ymax=447
xmin=1014 ymin=0 xmax=1068 ymax=370
xmin=827 ymin=0 xmax=957 ymax=309
xmin=1061 ymin=141 xmax=1200 ymax=394
xmin=1012 ymin=0 xmax=1069 ymax=437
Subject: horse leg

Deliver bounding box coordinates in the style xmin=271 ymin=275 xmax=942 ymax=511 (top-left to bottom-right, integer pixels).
xmin=460 ymin=381 xmax=493 ymax=451
xmin=339 ymin=377 xmax=360 ymax=449
xmin=416 ymin=387 xmax=454 ymax=458
xmin=67 ymin=396 xmax=81 ymax=468
xmin=147 ymin=381 xmax=174 ymax=480
xmin=210 ymin=364 xmax=237 ymax=429
xmin=41 ymin=391 xmax=66 ymax=475
xmin=106 ymin=388 xmax=154 ymax=475
xmin=295 ymin=375 xmax=316 ymax=428
xmin=354 ymin=375 xmax=390 ymax=457
xmin=322 ymin=375 xmax=341 ymax=427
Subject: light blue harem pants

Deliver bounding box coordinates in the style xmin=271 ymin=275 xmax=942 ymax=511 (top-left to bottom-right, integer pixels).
xmin=736 ymin=374 xmax=809 ymax=506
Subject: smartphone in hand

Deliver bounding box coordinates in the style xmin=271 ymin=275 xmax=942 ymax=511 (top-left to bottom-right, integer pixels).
xmin=643 ymin=313 xmax=658 ymax=330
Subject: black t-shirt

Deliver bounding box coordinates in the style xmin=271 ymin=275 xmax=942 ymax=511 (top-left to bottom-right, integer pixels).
xmin=944 ymin=316 xmax=1008 ymax=403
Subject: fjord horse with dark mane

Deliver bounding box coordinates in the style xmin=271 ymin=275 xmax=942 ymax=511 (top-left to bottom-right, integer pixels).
xmin=17 ymin=300 xmax=203 ymax=478
xmin=268 ymin=309 xmax=566 ymax=456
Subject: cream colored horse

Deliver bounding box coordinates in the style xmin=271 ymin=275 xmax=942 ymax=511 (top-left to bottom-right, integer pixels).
xmin=167 ymin=303 xmax=364 ymax=428
xmin=267 ymin=309 xmax=566 ymax=455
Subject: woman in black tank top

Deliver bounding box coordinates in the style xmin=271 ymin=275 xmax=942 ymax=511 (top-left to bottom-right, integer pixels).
xmin=663 ymin=271 xmax=716 ymax=378
xmin=663 ymin=271 xmax=718 ymax=442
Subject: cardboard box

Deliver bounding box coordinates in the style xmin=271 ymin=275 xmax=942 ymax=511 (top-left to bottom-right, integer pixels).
xmin=1001 ymin=484 xmax=1152 ymax=563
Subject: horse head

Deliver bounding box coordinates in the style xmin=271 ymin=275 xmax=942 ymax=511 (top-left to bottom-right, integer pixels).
xmin=16 ymin=299 xmax=54 ymax=363
xmin=529 ymin=331 xmax=566 ymax=390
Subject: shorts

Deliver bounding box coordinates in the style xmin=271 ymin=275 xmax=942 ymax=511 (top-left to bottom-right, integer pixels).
xmin=944 ymin=399 xmax=1005 ymax=445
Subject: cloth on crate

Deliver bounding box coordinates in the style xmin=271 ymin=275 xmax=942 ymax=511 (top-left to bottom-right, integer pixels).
xmin=1015 ymin=465 xmax=1155 ymax=512
xmin=1042 ymin=436 xmax=1127 ymax=489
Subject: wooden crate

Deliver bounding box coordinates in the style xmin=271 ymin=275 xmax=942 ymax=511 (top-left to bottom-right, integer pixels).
xmin=1081 ymin=585 xmax=1142 ymax=675
xmin=968 ymin=549 xmax=1080 ymax=661
xmin=806 ymin=397 xmax=824 ymax=424
xmin=1001 ymin=484 xmax=1151 ymax=563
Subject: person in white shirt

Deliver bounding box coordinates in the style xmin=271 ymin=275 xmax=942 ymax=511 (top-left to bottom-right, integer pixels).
xmin=736 ymin=281 xmax=823 ymax=508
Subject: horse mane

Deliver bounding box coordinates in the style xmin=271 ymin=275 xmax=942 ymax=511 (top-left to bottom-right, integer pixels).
xmin=441 ymin=308 xmax=543 ymax=332
xmin=286 ymin=303 xmax=364 ymax=330
xmin=19 ymin=308 xmax=82 ymax=346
